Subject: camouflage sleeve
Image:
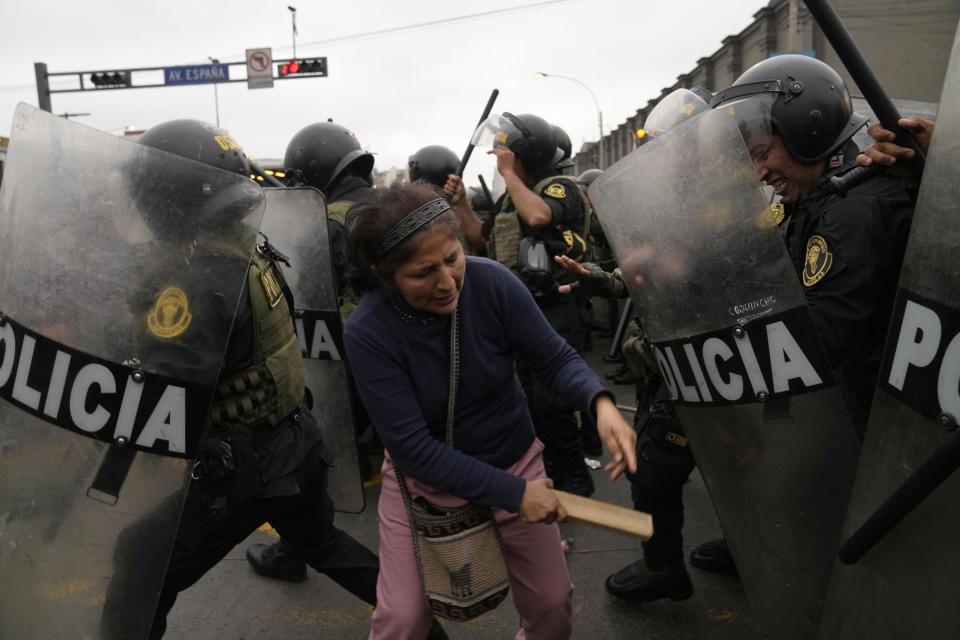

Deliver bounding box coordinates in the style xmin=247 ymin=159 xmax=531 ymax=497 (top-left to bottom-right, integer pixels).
xmin=571 ymin=264 xmax=627 ymax=299
xmin=620 ymin=318 xmax=660 ymax=380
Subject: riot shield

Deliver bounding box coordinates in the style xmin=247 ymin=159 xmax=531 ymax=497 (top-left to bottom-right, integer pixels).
xmin=817 ymin=29 xmax=960 ymax=640
xmin=259 ymin=187 xmax=363 ymax=513
xmin=0 ymin=104 xmax=264 ymax=638
xmin=589 ymin=108 xmax=860 ymax=640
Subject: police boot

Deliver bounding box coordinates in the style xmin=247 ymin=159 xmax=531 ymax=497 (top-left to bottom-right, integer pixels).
xmin=612 ymin=367 xmax=638 ymax=385
xmin=605 ymin=363 xmax=629 ymax=379
xmin=605 ymin=556 xmax=693 ymax=603
xmin=246 ymin=540 xmax=308 ymax=583
xmin=689 ymin=538 xmax=738 ymax=575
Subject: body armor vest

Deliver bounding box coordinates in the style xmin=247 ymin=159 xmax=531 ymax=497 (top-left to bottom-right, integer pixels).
xmin=326 ymin=200 xmax=353 ymax=225
xmin=208 ymin=250 xmax=304 ymax=430
xmin=326 ymin=199 xmax=361 ymax=323
xmin=489 ymin=176 xmax=592 ymax=281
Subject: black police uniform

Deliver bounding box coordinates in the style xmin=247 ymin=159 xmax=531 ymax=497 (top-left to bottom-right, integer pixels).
xmin=101 ymin=245 xmax=380 ymax=639
xmin=485 ymin=173 xmax=594 ymax=495
xmin=780 ymin=141 xmax=914 ymax=433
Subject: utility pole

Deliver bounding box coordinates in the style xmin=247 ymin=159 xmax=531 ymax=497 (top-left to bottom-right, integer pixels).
xmin=208 ymin=57 xmax=221 ymax=126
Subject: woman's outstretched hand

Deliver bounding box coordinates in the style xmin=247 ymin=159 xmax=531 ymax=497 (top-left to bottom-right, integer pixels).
xmin=594 ymin=395 xmax=637 ymax=481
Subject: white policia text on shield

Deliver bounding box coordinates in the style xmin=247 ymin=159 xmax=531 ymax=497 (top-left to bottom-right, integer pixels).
xmin=0 ymin=104 xmax=265 ymax=639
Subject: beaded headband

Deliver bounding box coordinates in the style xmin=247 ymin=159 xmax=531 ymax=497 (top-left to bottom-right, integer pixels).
xmin=377 ymin=198 xmax=451 ymax=261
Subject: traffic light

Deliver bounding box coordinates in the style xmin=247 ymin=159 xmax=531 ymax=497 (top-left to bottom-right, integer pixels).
xmin=90 ymin=71 xmax=131 ymax=88
xmin=277 ymin=58 xmax=327 ymax=78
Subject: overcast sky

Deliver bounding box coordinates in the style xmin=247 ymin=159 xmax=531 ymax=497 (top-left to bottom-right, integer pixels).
xmin=1 ymin=0 xmax=763 ymax=184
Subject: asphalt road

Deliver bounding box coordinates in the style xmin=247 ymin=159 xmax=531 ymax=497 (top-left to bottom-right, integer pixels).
xmin=165 ymin=327 xmax=766 ymax=640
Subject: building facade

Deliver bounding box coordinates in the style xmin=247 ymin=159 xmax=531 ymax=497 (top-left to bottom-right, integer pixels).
xmin=573 ymin=0 xmax=960 ymax=175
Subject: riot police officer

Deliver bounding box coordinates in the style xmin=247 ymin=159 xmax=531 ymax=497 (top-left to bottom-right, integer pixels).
xmin=713 ymin=54 xmax=913 ymax=434
xmin=687 ymin=55 xmax=914 ymax=573
xmin=461 ymin=112 xmax=596 ymax=496
xmin=562 ymin=88 xmax=727 ymax=601
xmin=576 ymin=167 xmax=620 ymax=359
xmin=100 ymin=119 xmax=382 ymax=639
xmin=244 ymin=120 xmax=382 ymax=583
xmin=283 ymin=120 xmax=375 ymax=213
xmin=408 ymin=144 xmax=460 ymax=188
xmin=280 ymin=120 xmax=376 ymax=297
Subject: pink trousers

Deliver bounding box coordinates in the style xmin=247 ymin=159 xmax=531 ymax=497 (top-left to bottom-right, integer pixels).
xmin=369 ymin=439 xmax=573 ymax=640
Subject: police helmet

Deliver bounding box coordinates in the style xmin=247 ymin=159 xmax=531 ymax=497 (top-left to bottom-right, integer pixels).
xmin=467 ymin=185 xmax=494 ymax=213
xmin=711 ymin=55 xmax=867 ymax=163
xmin=553 ymin=125 xmax=574 ymax=172
xmin=576 ymin=168 xmax=603 ymax=188
xmin=501 ymin=113 xmax=564 ymax=176
xmin=137 ymin=119 xmax=250 ymax=176
xmin=408 ymin=145 xmax=460 ymax=188
xmin=284 ymin=122 xmax=375 ymax=193
xmin=134 ymin=119 xmax=259 ymax=241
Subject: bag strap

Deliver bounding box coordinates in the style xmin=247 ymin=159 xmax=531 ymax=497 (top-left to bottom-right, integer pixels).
xmin=396 ymin=305 xmax=459 ymax=502
xmin=445 ymin=305 xmax=460 ymax=447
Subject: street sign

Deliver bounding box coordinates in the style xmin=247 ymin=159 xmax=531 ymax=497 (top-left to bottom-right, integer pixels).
xmin=163 ymin=63 xmax=229 ymax=86
xmin=246 ymin=47 xmax=274 ymax=89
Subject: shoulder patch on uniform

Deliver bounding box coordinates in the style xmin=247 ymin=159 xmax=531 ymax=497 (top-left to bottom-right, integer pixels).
xmin=769 ymin=201 xmax=785 ymax=226
xmin=147 ymin=287 xmax=192 ymax=338
xmin=259 ymin=262 xmax=285 ymax=308
xmin=802 ymin=235 xmax=833 ymax=287
xmin=544 ymin=183 xmax=566 ymax=199
xmin=562 ymin=229 xmax=587 ymax=258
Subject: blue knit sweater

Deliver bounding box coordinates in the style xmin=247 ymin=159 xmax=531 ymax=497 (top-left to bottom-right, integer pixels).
xmin=344 ymin=256 xmax=610 ymax=512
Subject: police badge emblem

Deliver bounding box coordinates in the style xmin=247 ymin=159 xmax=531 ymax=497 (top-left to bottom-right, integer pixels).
xmin=802 ymin=235 xmax=833 ymax=287
xmin=147 ymin=286 xmax=192 ymax=338
xmin=544 ymin=183 xmax=566 ymax=199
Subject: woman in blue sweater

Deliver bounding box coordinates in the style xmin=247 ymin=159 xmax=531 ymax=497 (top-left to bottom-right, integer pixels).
xmin=345 ymin=182 xmax=636 ymax=639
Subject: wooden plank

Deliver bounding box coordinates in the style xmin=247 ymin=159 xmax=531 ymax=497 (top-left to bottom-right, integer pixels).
xmin=555 ymin=490 xmax=653 ymax=539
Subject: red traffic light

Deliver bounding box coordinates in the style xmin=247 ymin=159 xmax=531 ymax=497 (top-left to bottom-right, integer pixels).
xmin=277 ymin=58 xmax=327 ymax=78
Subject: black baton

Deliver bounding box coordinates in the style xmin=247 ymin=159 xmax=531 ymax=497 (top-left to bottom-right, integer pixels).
xmin=803 ymin=0 xmax=926 ymax=181
xmin=456 ymin=89 xmax=500 ymax=178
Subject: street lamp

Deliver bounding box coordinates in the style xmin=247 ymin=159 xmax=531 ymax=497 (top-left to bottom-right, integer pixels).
xmin=537 ymin=71 xmax=605 ymax=168
xmin=288 ymin=6 xmax=298 ymax=59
